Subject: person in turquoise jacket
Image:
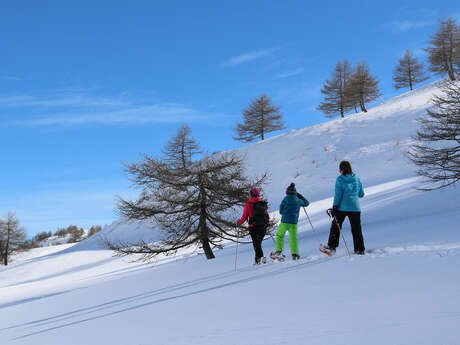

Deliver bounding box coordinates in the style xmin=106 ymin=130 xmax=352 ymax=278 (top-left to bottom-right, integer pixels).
xmin=272 ymin=183 xmax=309 ymax=261
xmin=323 ymin=161 xmax=366 ymax=255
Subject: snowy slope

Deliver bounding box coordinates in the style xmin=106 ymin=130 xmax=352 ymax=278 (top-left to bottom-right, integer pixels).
xmin=0 ymin=81 xmax=459 ymax=345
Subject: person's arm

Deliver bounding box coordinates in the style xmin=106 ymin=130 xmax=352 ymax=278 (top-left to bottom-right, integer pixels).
xmin=296 ymin=193 xmax=309 ymax=207
xmin=333 ymin=178 xmax=343 ymax=207
xmin=237 ymin=202 xmax=250 ymax=225
xmin=358 ymin=179 xmax=365 ymax=198
xmin=279 ymin=198 xmax=286 ymax=215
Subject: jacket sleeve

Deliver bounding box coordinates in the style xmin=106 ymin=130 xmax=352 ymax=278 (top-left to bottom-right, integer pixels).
xmin=279 ymin=198 xmax=286 ymax=215
xmin=298 ymin=196 xmax=309 ymax=207
xmin=238 ymin=202 xmax=250 ymax=225
xmin=333 ymin=178 xmax=343 ymax=207
xmin=358 ymin=179 xmax=365 ymax=198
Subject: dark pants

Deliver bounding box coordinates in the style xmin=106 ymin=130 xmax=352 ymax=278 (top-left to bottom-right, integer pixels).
xmin=250 ymin=225 xmax=266 ymax=263
xmin=327 ymin=211 xmax=365 ymax=253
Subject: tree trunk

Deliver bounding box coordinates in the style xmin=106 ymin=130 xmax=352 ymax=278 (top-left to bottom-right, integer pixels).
xmin=448 ymin=67 xmax=456 ymax=81
xmin=359 ymin=98 xmax=367 ymax=113
xmin=198 ymin=174 xmax=215 ymax=259
xmin=201 ymin=236 xmax=215 ymax=259
xmin=261 ymin=114 xmax=265 ymax=140
xmin=409 ymin=67 xmax=413 ymax=90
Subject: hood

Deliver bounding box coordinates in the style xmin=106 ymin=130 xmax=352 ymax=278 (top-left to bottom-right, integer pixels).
xmin=339 ymin=173 xmax=357 ymax=182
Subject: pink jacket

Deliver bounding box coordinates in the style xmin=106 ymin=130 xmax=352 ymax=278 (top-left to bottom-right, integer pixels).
xmin=238 ymin=196 xmax=262 ymax=227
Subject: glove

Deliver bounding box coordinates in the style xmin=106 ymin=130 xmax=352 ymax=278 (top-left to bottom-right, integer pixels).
xmin=331 ymin=205 xmax=338 ymax=217
xmin=296 ymin=193 xmax=306 ymax=201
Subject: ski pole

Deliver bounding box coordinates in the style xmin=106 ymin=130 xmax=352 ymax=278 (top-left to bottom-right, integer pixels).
xmin=334 ymin=215 xmax=351 ymax=257
xmin=302 ymin=207 xmax=321 ymax=247
xmin=234 ymin=228 xmax=240 ymax=271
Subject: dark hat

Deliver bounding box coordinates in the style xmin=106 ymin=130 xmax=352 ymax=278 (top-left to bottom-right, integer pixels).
xmin=286 ymin=183 xmax=297 ymax=195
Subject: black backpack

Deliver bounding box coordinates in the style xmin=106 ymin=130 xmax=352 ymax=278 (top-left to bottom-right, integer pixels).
xmin=249 ymin=201 xmax=269 ymax=227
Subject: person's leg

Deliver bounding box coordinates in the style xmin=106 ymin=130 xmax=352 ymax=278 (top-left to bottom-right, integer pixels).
xmin=327 ymin=211 xmax=346 ymax=249
xmin=253 ymin=225 xmax=265 ymax=262
xmin=349 ymin=212 xmax=365 ymax=253
xmin=276 ymin=223 xmax=289 ymax=252
xmin=287 ymin=223 xmax=299 ymax=255
xmin=249 ymin=229 xmax=261 ymax=263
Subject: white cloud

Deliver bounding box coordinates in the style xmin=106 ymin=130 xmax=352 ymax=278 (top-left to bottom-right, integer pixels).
xmin=388 ymin=19 xmax=434 ymax=33
xmin=222 ymin=47 xmax=278 ymax=67
xmin=274 ymin=68 xmax=304 ymax=80
xmin=0 ymin=94 xmax=128 ymax=108
xmin=0 ymin=91 xmax=234 ymax=127
xmin=8 ymin=104 xmax=231 ymax=127
xmin=0 ymin=76 xmax=21 ymax=81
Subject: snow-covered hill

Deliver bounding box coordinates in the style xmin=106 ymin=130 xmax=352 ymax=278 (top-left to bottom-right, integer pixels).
xmin=1 ymin=81 xmax=459 ymax=345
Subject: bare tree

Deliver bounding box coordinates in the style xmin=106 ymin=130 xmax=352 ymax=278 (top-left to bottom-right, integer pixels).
xmin=425 ymin=17 xmax=460 ymax=81
xmin=393 ymin=50 xmax=429 ymax=90
xmin=0 ymin=212 xmax=27 ymax=265
xmin=408 ymin=80 xmax=460 ymax=190
xmin=110 ymin=126 xmax=273 ymax=261
xmin=347 ymin=60 xmax=381 ymax=113
xmin=234 ymin=94 xmax=286 ymax=142
xmin=317 ymin=59 xmax=354 ymax=118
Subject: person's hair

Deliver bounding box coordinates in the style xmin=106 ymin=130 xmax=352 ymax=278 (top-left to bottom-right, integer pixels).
xmin=339 ymin=161 xmax=353 ymax=175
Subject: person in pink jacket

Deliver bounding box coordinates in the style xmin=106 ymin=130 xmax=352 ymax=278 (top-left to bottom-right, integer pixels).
xmin=238 ymin=187 xmax=269 ymax=264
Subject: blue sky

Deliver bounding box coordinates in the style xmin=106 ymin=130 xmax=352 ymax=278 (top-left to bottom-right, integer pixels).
xmin=1 ymin=0 xmax=458 ymax=236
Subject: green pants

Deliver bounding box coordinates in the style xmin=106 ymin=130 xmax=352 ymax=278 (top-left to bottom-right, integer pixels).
xmin=275 ymin=222 xmax=299 ymax=254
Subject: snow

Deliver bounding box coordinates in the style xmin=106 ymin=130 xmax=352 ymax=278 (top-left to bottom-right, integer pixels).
xmin=0 ymin=81 xmax=459 ymax=345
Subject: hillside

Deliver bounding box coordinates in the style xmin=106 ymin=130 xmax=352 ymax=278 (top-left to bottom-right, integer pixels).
xmin=0 ymin=81 xmax=459 ymax=345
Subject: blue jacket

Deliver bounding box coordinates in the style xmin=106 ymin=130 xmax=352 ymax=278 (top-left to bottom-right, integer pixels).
xmin=333 ymin=174 xmax=364 ymax=212
xmin=279 ymin=195 xmax=309 ymax=224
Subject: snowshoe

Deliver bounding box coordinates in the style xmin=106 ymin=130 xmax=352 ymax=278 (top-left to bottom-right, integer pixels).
xmin=255 ymin=256 xmax=267 ymax=265
xmin=270 ymin=251 xmax=285 ymax=262
xmin=319 ymin=244 xmax=336 ymax=257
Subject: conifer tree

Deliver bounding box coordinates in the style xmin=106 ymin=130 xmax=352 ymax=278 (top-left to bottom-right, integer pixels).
xmin=0 ymin=212 xmax=26 ymax=265
xmin=162 ymin=124 xmax=201 ymax=170
xmin=317 ymin=59 xmax=354 ymax=118
xmin=425 ymin=17 xmax=460 ymax=81
xmin=347 ymin=60 xmax=381 ymax=113
xmin=409 ymin=80 xmax=460 ymax=189
xmin=393 ymin=50 xmax=429 ymax=90
xmin=110 ymin=126 xmax=272 ymax=261
xmin=234 ymin=95 xmax=286 ymax=142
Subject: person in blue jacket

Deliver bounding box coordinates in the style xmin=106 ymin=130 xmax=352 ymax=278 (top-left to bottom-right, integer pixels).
xmin=324 ymin=161 xmax=366 ymax=255
xmin=272 ymin=183 xmax=309 ymax=261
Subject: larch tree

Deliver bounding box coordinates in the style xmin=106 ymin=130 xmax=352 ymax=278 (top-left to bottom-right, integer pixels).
xmin=408 ymin=80 xmax=460 ymax=190
xmin=347 ymin=60 xmax=381 ymax=113
xmin=0 ymin=212 xmax=27 ymax=266
xmin=109 ymin=125 xmax=274 ymax=261
xmin=162 ymin=124 xmax=201 ymax=170
xmin=425 ymin=17 xmax=460 ymax=81
xmin=233 ymin=94 xmax=286 ymax=142
xmin=393 ymin=50 xmax=429 ymax=90
xmin=317 ymin=59 xmax=354 ymax=118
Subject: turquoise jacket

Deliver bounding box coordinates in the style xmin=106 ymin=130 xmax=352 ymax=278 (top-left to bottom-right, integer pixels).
xmin=279 ymin=195 xmax=309 ymax=224
xmin=333 ymin=173 xmax=365 ymax=212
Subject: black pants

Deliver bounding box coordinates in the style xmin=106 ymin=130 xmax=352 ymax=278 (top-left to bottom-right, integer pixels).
xmin=327 ymin=211 xmax=365 ymax=253
xmin=249 ymin=225 xmax=266 ymax=263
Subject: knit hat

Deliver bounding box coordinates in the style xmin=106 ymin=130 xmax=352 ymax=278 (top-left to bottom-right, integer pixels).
xmin=286 ymin=183 xmax=297 ymax=195
xmin=250 ymin=187 xmax=260 ymax=197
